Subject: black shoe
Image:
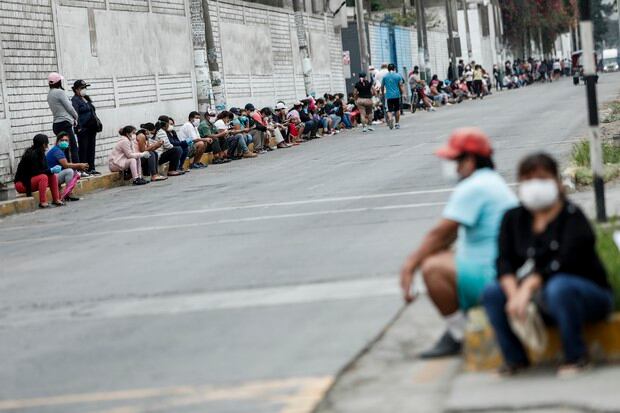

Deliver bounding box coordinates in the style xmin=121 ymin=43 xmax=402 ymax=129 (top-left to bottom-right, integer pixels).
xmin=132 ymin=177 xmax=149 ymax=186
xmin=419 ymin=331 xmax=462 ymax=359
xmin=88 ymin=169 xmax=101 ymax=176
xmin=64 ymin=196 xmax=81 ymax=202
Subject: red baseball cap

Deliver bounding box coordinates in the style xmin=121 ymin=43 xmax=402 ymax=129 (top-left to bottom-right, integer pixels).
xmin=435 ymin=127 xmax=493 ymax=160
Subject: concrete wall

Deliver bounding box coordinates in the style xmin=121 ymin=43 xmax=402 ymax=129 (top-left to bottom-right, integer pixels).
xmin=0 ymin=0 xmax=196 ymax=182
xmin=204 ymin=0 xmax=346 ymax=109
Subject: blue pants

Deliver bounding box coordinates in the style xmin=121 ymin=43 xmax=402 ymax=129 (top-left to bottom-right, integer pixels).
xmin=329 ymin=114 xmax=341 ymax=129
xmin=342 ymin=114 xmax=352 ymax=128
xmin=177 ymin=141 xmax=189 ymax=168
xmin=237 ymin=134 xmax=252 ymax=153
xmin=482 ymin=274 xmax=613 ymax=365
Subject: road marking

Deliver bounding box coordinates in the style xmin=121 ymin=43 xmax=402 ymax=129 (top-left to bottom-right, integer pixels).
xmin=1 ymin=278 xmax=401 ymax=327
xmin=0 ymin=201 xmax=447 ymax=245
xmin=0 ymin=377 xmax=333 ymax=413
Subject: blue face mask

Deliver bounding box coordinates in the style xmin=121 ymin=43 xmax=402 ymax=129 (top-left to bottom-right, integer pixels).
xmin=239 ymin=116 xmax=248 ymax=124
xmin=58 ymin=141 xmax=69 ymax=150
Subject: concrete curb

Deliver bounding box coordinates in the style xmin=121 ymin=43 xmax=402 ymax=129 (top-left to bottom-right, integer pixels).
xmin=0 ymin=172 xmax=123 ymax=219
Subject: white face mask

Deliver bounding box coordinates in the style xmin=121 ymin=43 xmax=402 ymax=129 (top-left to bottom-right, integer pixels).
xmin=192 ymin=119 xmax=200 ymax=127
xmin=441 ymin=160 xmax=460 ymax=184
xmin=518 ymin=179 xmax=559 ymax=211
xmin=80 ymin=89 xmax=87 ymax=97
xmin=167 ymin=125 xmax=174 ymax=132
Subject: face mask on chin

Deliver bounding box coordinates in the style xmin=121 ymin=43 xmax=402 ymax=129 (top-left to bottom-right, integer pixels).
xmin=518 ymin=179 xmax=559 ymax=211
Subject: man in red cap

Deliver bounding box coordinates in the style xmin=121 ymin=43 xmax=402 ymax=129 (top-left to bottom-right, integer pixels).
xmin=400 ymin=127 xmax=518 ymax=358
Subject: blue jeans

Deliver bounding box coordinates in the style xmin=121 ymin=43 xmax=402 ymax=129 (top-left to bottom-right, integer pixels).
xmin=237 ymin=134 xmax=252 ymax=153
xmin=483 ymin=274 xmax=613 ymax=365
xmin=342 ymin=114 xmax=352 ymax=128
xmin=329 ymin=114 xmax=341 ymax=129
xmin=177 ymin=141 xmax=189 ymax=168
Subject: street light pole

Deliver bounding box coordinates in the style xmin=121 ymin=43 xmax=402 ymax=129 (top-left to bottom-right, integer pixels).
xmin=579 ymin=0 xmax=607 ymax=222
xmin=356 ymin=0 xmax=370 ymax=73
xmin=202 ymin=0 xmax=226 ymax=111
xmin=461 ymin=0 xmax=473 ymax=60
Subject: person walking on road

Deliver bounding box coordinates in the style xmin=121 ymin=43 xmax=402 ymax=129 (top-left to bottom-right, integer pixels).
xmin=47 ymin=73 xmax=81 ymax=167
xmin=71 ymin=80 xmax=102 ymax=176
xmin=353 ymin=72 xmax=375 ymax=133
xmin=381 ymin=63 xmax=405 ymax=130
xmin=400 ymin=128 xmax=518 ymax=358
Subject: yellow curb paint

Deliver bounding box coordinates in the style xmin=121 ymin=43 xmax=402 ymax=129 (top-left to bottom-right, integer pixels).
xmin=0 ymin=377 xmax=333 ymax=412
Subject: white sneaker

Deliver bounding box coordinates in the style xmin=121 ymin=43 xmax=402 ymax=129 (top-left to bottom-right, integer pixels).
xmin=80 ymin=171 xmax=91 ymax=178
xmin=362 ymin=126 xmax=368 ymax=133
xmin=395 ymin=123 xmax=401 ymax=129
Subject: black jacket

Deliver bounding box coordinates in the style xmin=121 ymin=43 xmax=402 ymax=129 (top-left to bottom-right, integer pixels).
xmin=497 ymin=202 xmax=610 ymax=290
xmin=14 ymin=148 xmax=52 ymax=195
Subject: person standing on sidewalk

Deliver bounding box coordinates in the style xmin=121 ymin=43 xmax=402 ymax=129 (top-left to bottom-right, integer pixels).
xmin=482 ymin=153 xmax=613 ymax=376
xmin=381 ymin=63 xmax=405 ymax=130
xmin=400 ymin=128 xmax=518 ymax=358
xmin=71 ymin=80 xmax=102 ymax=176
xmin=47 ymin=73 xmax=81 ymax=170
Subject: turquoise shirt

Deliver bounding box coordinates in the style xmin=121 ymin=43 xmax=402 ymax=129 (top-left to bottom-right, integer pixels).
xmin=382 ymin=72 xmax=404 ymax=99
xmin=443 ymin=168 xmax=518 ymax=267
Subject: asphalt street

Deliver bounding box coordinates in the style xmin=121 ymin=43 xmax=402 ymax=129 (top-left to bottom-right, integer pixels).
xmin=2 ymin=73 xmax=620 ymax=413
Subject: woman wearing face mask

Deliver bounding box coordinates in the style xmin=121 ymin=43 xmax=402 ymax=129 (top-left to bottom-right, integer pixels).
xmin=153 ymin=116 xmax=183 ymax=176
xmin=14 ymin=134 xmax=64 ymax=208
xmin=71 ymin=79 xmax=102 ymax=176
xmin=482 ymin=153 xmax=613 ymax=377
xmin=108 ymin=126 xmax=150 ymax=186
xmin=136 ymin=123 xmax=167 ymax=182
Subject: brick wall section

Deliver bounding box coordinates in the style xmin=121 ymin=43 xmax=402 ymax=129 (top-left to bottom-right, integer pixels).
xmin=0 ymin=0 xmax=58 ymax=182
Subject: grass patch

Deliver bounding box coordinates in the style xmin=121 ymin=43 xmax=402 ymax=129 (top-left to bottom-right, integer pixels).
xmin=596 ymin=222 xmax=620 ymax=311
xmin=573 ymin=164 xmax=620 ymax=186
xmin=603 ymin=101 xmax=620 ymax=123
xmin=571 ymin=139 xmax=620 ymax=168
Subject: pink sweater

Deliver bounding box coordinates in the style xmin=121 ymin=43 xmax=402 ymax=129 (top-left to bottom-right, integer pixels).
xmin=108 ymin=137 xmax=141 ymax=171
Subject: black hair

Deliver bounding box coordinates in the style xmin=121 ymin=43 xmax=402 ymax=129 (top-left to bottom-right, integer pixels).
xmin=432 ymin=74 xmax=438 ymax=81
xmin=316 ymin=98 xmax=325 ymax=104
xmin=260 ymin=107 xmax=272 ymax=116
xmin=32 ymin=134 xmax=49 ymax=151
xmin=474 ymin=155 xmax=495 ymax=170
xmin=189 ymin=111 xmax=201 ymax=120
xmin=118 ymin=125 xmax=137 ymax=137
xmin=518 ymin=152 xmax=558 ymax=179
xmin=217 ymin=111 xmax=233 ymax=120
xmin=140 ymin=122 xmax=156 ymax=132
xmin=49 ymin=81 xmax=62 ymax=90
xmin=388 ymin=63 xmax=396 ymax=71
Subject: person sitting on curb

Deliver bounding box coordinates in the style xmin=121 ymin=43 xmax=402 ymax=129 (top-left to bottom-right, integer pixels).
xmin=230 ymin=107 xmax=254 ymax=156
xmin=198 ymin=111 xmax=231 ymax=165
xmin=213 ymin=111 xmax=256 ymax=159
xmin=262 ymin=107 xmax=291 ymax=149
xmin=482 ymin=153 xmax=613 ymax=377
xmin=179 ymin=111 xmax=207 ymax=169
xmin=161 ymin=117 xmax=189 ymax=173
xmin=153 ymin=116 xmax=183 ymax=176
xmin=14 ymin=134 xmax=64 ymax=208
xmin=136 ymin=123 xmax=167 ymax=182
xmin=108 ymin=126 xmax=150 ymax=186
xmin=45 ymin=132 xmax=89 ymax=201
xmin=400 ymin=128 xmax=518 ymax=358
xmin=287 ymin=102 xmax=306 ymax=144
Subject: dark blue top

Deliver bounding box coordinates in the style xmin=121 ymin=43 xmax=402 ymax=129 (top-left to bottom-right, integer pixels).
xmin=71 ymin=95 xmax=96 ymax=129
xmin=46 ymin=146 xmax=66 ymax=169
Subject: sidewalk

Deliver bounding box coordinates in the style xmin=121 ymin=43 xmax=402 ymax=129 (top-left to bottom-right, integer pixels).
xmin=312 ymin=184 xmax=620 ymax=413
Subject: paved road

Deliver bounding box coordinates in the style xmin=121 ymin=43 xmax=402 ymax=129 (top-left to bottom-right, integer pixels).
xmin=2 ymin=74 xmax=620 ymax=413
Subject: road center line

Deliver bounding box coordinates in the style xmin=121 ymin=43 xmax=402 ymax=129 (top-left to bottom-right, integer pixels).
xmin=1 ymin=278 xmax=401 ymax=327
xmin=0 ymin=201 xmax=447 ymax=245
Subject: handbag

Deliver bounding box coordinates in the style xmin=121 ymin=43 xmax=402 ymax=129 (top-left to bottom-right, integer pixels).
xmin=508 ymin=303 xmax=548 ymax=354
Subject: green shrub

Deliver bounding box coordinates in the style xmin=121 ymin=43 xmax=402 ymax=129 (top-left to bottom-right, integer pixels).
xmin=603 ymin=102 xmax=620 ymax=123
xmin=571 ymin=139 xmax=620 ymax=168
xmin=596 ymin=223 xmax=620 ymax=311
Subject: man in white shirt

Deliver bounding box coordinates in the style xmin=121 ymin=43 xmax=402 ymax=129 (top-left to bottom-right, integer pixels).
xmin=179 ymin=111 xmax=207 ymax=169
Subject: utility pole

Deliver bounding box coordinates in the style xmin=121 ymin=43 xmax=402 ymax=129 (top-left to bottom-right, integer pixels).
xmin=202 ymin=0 xmax=225 ymax=111
xmin=579 ymin=0 xmax=607 ymax=222
xmin=461 ymin=0 xmax=472 ymax=60
xmin=191 ymin=0 xmax=210 ymax=114
xmin=416 ymin=0 xmax=430 ymax=79
xmin=356 ymin=0 xmax=370 ymax=73
xmin=445 ymin=0 xmax=458 ymax=80
xmin=293 ymin=0 xmax=315 ymax=97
